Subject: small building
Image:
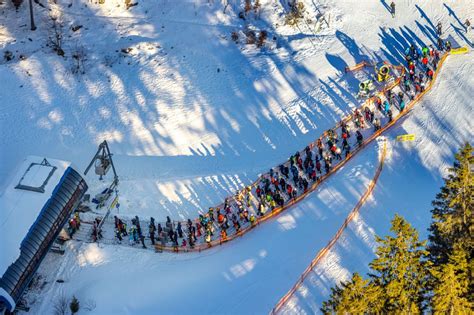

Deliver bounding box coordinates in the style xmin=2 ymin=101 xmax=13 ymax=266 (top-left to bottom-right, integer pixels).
xmin=0 ymin=156 xmax=88 ymax=312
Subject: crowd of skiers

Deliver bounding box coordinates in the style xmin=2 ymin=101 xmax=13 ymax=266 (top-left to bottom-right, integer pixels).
xmin=107 ymin=40 xmax=448 ymax=250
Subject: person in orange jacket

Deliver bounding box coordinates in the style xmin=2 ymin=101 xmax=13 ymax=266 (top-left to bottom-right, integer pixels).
xmin=220 ymin=229 xmax=227 ymax=241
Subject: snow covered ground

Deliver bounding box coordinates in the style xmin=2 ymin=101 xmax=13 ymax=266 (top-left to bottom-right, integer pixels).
xmin=0 ymin=0 xmax=473 ymax=313
xmin=279 ymin=51 xmax=474 ymax=314
xmin=27 ymin=140 xmax=384 ymax=314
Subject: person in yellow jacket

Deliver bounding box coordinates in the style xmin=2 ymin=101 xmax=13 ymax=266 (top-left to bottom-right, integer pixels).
xmin=258 ymin=202 xmax=266 ymax=216
xmin=74 ymin=212 xmax=81 ymax=229
xmin=270 ymin=198 xmax=276 ymax=210
xmin=249 ymin=214 xmax=257 ymax=226
xmin=205 ymin=230 xmax=212 ymax=243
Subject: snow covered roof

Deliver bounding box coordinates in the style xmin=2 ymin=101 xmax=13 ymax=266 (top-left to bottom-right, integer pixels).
xmin=0 ymin=156 xmax=72 ymax=276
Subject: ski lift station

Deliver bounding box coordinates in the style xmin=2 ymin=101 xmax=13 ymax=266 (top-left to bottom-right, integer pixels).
xmin=0 ymin=156 xmax=88 ymax=313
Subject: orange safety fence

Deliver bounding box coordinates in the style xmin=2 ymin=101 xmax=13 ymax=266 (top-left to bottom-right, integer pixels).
xmin=154 ymin=53 xmax=448 ymax=254
xmin=344 ymin=60 xmax=402 ymax=73
xmin=344 ymin=60 xmax=371 ymax=72
xmin=270 ymin=140 xmax=386 ymax=315
xmin=270 ymin=52 xmax=451 ymax=314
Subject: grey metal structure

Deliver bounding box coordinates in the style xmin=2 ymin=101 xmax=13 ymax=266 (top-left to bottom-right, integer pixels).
xmin=84 ymin=140 xmax=118 ymax=184
xmin=84 ymin=140 xmax=119 ymax=239
xmin=14 ymin=159 xmax=57 ymax=193
xmin=0 ymin=167 xmax=88 ymax=312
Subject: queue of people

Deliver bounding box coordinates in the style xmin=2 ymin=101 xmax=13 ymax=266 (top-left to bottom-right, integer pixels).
xmin=107 ymin=43 xmax=445 ymax=251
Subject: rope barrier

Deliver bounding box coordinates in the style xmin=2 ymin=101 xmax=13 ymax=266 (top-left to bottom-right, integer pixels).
xmin=270 ymin=51 xmax=453 ymax=314
xmin=270 ymin=140 xmax=387 ymax=315
xmin=78 ymin=51 xmax=452 ymax=253
xmin=153 ymin=61 xmax=407 ymax=253
xmin=153 ymin=53 xmax=446 ymax=253
xmin=124 ymin=48 xmax=448 ymax=254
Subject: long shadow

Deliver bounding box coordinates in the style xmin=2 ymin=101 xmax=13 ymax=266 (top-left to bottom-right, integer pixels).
xmin=415 ymin=4 xmax=437 ymax=35
xmin=336 ymin=30 xmax=371 ymax=63
xmin=325 ymin=52 xmax=348 ymax=73
xmin=451 ymin=23 xmax=473 ymax=47
xmin=3 ymin=0 xmax=359 ymax=221
xmin=380 ymin=0 xmax=391 ymax=13
xmin=443 ymin=3 xmax=466 ymax=30
xmin=415 ymin=21 xmax=437 ymax=46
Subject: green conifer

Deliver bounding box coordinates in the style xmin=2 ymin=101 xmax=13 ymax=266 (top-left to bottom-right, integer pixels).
xmin=428 ymin=143 xmax=473 ymax=264
xmin=369 ymin=214 xmax=429 ymax=312
xmin=320 ymin=272 xmax=382 ymax=314
xmin=431 ymin=245 xmax=471 ymax=313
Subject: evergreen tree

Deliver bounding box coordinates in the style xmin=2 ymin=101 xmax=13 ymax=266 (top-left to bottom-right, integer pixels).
xmin=69 ymin=295 xmax=80 ymax=314
xmin=321 ymin=215 xmax=428 ymax=313
xmin=369 ymin=214 xmax=429 ymax=312
xmin=428 ymin=143 xmax=473 ymax=264
xmin=431 ymin=244 xmax=472 ymax=313
xmin=320 ymin=272 xmax=382 ymax=314
xmin=320 ymin=145 xmax=473 ymax=313
xmin=428 ymin=143 xmax=473 ymax=299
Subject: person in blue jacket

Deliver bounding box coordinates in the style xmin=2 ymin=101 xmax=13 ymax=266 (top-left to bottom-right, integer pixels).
xmin=400 ymin=100 xmax=406 ymax=112
xmin=384 ymin=100 xmax=390 ymax=114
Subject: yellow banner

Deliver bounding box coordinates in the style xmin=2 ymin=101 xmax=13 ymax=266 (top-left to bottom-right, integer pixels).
xmin=450 ymin=47 xmax=469 ymax=55
xmin=110 ymin=195 xmax=119 ymax=209
xmin=397 ymin=134 xmax=415 ymax=142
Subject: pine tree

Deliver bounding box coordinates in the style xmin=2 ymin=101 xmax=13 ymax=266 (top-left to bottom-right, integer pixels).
xmin=320 ymin=145 xmax=473 ymax=313
xmin=428 ymin=143 xmax=473 ymax=265
xmin=427 ymin=143 xmax=473 ymax=301
xmin=321 ymin=272 xmax=382 ymax=314
xmin=69 ymin=296 xmax=80 ymax=314
xmin=431 ymin=244 xmax=472 ymax=313
xmin=369 ymin=214 xmax=429 ymax=312
xmin=321 ymin=281 xmax=344 ymax=314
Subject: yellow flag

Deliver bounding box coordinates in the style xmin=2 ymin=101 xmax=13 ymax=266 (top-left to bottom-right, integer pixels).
xmin=450 ymin=47 xmax=469 ymax=55
xmin=111 ymin=195 xmax=119 ymax=209
xmin=397 ymin=134 xmax=416 ymax=142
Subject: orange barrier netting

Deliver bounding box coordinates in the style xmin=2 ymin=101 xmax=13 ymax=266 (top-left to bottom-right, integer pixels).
xmin=153 ymin=52 xmax=448 ymax=254
xmin=270 ymin=140 xmax=387 ymax=315
xmin=270 ymin=52 xmax=451 ymax=314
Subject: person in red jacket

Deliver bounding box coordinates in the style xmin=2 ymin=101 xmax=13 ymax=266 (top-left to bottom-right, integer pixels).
xmin=421 ymin=56 xmax=428 ymax=66
xmin=426 ymin=68 xmax=434 ymax=80
xmin=218 ymin=212 xmax=225 ymax=225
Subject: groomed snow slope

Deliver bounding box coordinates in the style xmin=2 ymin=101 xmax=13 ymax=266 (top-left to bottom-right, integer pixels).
xmin=1 ymin=0 xmax=472 ymax=222
xmin=279 ymin=51 xmax=474 ymax=314
xmin=28 ymin=139 xmax=384 ymax=315
xmin=24 ymin=51 xmax=473 ymax=315
xmin=0 ymin=0 xmax=472 ymax=314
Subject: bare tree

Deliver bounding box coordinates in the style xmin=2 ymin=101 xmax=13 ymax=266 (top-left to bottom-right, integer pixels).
xmin=47 ymin=10 xmax=65 ymax=56
xmin=254 ymin=0 xmax=261 ymax=18
xmin=284 ymin=1 xmax=305 ymax=26
xmin=71 ymin=44 xmax=86 ymax=74
xmin=53 ymin=293 xmax=68 ymax=315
